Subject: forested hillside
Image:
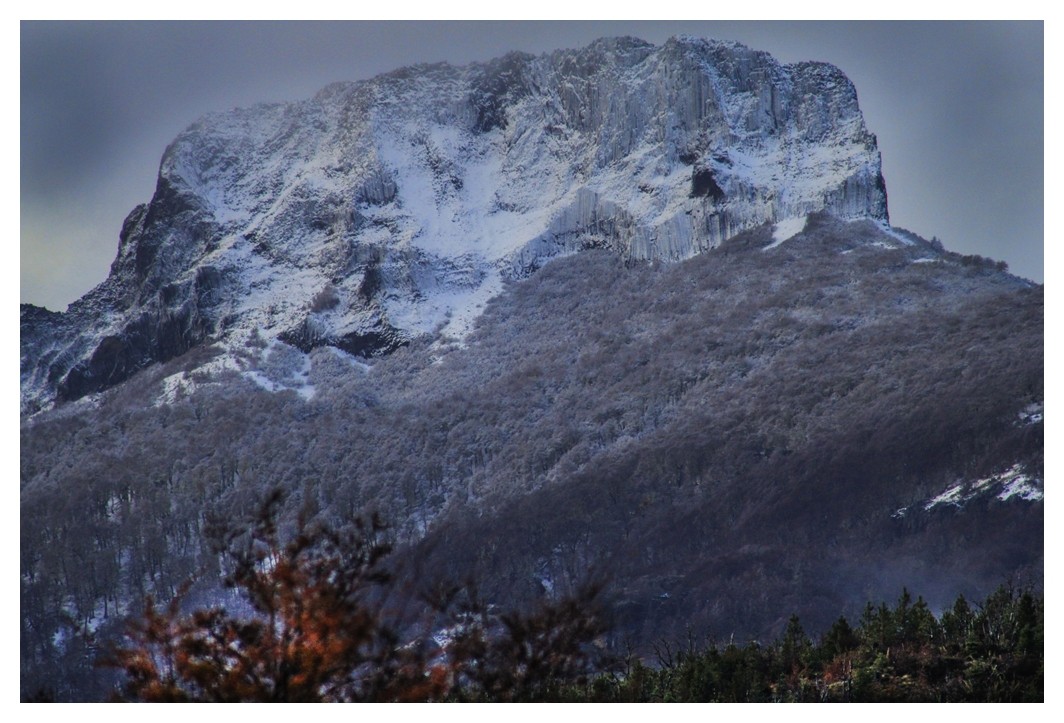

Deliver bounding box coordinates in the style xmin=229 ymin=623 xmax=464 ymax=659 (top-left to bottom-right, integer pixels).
xmin=21 ymin=215 xmax=1042 ymax=699
xmin=28 ymin=492 xmax=1043 ymax=702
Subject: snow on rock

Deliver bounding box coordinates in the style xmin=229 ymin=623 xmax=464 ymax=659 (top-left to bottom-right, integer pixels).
xmin=924 ymin=483 xmax=965 ymax=511
xmin=877 ymin=220 xmax=917 ymax=246
xmin=996 ymin=465 xmax=1043 ymax=502
xmin=22 ymin=36 xmax=891 ymax=413
xmin=999 ymin=477 xmax=1043 ymax=502
xmin=1018 ymin=402 xmax=1043 ymax=426
xmin=240 ymin=339 xmax=317 ymax=400
xmin=155 ymin=372 xmax=188 ymax=407
xmin=921 ymin=464 xmax=1043 ymax=512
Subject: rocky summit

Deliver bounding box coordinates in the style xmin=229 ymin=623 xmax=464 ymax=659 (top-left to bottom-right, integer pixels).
xmin=22 ymin=36 xmax=886 ymax=414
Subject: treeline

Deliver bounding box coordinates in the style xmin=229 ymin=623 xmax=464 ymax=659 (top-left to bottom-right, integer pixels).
xmin=571 ymin=585 xmax=1043 ymax=702
xmin=29 ymin=493 xmax=1043 ymax=703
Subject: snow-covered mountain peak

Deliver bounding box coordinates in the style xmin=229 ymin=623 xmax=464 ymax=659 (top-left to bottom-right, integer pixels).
xmin=22 ymin=36 xmax=890 ymax=414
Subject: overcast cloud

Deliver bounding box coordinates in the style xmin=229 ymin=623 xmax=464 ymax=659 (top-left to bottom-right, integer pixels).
xmin=21 ymin=21 xmax=1044 ymax=310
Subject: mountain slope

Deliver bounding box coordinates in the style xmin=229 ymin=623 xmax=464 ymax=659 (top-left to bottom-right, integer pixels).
xmin=21 ymin=215 xmax=1042 ymax=698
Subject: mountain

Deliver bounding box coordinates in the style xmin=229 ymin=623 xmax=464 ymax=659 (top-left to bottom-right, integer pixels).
xmin=20 ymin=37 xmax=1041 ymax=701
xmin=21 ymin=36 xmax=887 ymax=415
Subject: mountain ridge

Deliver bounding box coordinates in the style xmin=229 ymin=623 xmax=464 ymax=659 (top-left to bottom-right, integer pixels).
xmin=22 ymin=35 xmax=888 ymax=415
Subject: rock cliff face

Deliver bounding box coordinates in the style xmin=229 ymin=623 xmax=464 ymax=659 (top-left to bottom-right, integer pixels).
xmin=21 ymin=36 xmax=887 ymax=414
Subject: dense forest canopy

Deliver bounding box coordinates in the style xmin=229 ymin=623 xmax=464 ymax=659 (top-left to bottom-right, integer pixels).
xmin=21 ymin=216 xmax=1043 ymax=700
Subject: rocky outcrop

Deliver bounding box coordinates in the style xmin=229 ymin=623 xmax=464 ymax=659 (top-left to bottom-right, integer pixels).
xmin=21 ymin=35 xmax=888 ymax=413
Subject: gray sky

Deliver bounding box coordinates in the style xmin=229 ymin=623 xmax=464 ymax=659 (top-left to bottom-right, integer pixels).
xmin=21 ymin=21 xmax=1044 ymax=311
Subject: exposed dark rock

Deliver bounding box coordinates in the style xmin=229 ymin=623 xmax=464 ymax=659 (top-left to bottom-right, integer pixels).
xmin=358 ymin=257 xmax=384 ymax=303
xmin=691 ymin=167 xmax=725 ymax=200
xmin=56 ymin=303 xmax=213 ymax=401
xmin=335 ymin=326 xmax=407 ymax=357
xmin=279 ymin=316 xmax=406 ymax=358
xmin=469 ymin=51 xmax=535 ymax=133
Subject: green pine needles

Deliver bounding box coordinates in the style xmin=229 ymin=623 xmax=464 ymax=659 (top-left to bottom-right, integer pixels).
xmin=567 ymin=585 xmax=1043 ymax=703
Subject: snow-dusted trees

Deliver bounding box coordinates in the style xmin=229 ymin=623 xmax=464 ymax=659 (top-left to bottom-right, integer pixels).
xmin=22 ymin=219 xmax=1043 ymax=699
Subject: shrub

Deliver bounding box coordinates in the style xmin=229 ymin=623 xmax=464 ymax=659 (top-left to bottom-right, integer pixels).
xmin=104 ymin=490 xmax=610 ymax=702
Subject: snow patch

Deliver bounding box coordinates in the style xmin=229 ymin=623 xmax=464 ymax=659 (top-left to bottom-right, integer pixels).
xmin=764 ymin=215 xmax=808 ymax=250
xmin=153 ymin=353 xmax=243 ymax=407
xmin=1018 ymin=402 xmax=1043 ymax=426
xmin=877 ymin=221 xmax=917 ymax=246
xmin=924 ymin=484 xmax=964 ymax=511
xmin=998 ymin=478 xmax=1042 ymax=502
xmin=997 ymin=467 xmax=1043 ymax=502
xmin=241 ymin=339 xmax=317 ymax=400
xmin=921 ymin=464 xmax=1042 ymax=512
xmin=155 ymin=372 xmax=189 ymax=406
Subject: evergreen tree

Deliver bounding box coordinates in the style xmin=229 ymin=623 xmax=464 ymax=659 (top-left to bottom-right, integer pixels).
xmin=779 ymin=614 xmax=811 ymax=672
xmin=820 ymin=616 xmax=859 ymax=661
